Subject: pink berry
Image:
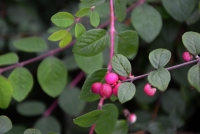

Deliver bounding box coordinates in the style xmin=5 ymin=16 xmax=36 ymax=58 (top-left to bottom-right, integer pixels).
xmin=128 ymin=114 xmax=137 ymax=124
xmin=182 ymin=52 xmax=193 ymax=62
xmin=91 ymin=82 xmax=102 ymax=94
xmin=113 ymin=83 xmax=121 ymax=96
xmin=99 ymin=83 xmax=113 ymax=98
xmin=144 ymin=83 xmax=156 ymax=96
xmin=119 ymin=75 xmax=127 ymax=81
xmin=105 ymin=72 xmax=119 ymax=84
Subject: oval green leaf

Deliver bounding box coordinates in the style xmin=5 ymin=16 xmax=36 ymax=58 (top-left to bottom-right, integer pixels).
xmin=73 ymin=110 xmax=104 ymax=127
xmin=8 ymin=67 xmax=33 ymax=102
xmin=0 ymin=116 xmax=12 ymax=134
xmin=0 ymin=76 xmax=13 ymax=109
xmin=24 ymin=129 xmax=42 ymax=134
xmin=90 ymin=11 xmax=100 ymax=27
xmin=75 ymin=8 xmax=91 ymax=17
xmin=51 ymin=12 xmax=74 ymax=27
xmin=118 ymin=82 xmax=136 ymax=103
xmin=117 ymin=30 xmax=139 ymax=57
xmin=58 ymin=87 xmax=86 ymax=116
xmin=73 ymin=29 xmax=108 ymax=56
xmin=80 ymin=68 xmax=107 ymax=102
xmin=37 ymin=57 xmax=67 ymax=97
xmin=148 ymin=67 xmax=171 ymax=91
xmin=74 ymin=52 xmax=103 ymax=74
xmin=112 ymin=120 xmax=128 ymax=134
xmin=111 ymin=54 xmax=132 ymax=77
xmin=0 ymin=52 xmax=18 ymax=66
xmin=114 ymin=0 xmax=126 ymax=21
xmin=188 ymin=64 xmax=200 ymax=92
xmin=17 ymin=101 xmax=46 ymax=116
xmin=131 ymin=4 xmax=162 ymax=43
xmin=80 ymin=0 xmax=105 ymax=6
xmin=182 ymin=32 xmax=200 ymax=55
xmin=13 ymin=37 xmax=48 ymax=52
xmin=48 ymin=30 xmax=67 ymax=41
xmin=75 ymin=23 xmax=86 ymax=38
xmin=59 ymin=32 xmax=72 ymax=48
xmin=149 ymin=48 xmax=171 ymax=69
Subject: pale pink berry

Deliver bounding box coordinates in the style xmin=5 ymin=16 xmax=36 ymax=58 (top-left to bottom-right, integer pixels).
xmin=105 ymin=72 xmax=119 ymax=84
xmin=91 ymin=82 xmax=102 ymax=94
xmin=113 ymin=83 xmax=121 ymax=96
xmin=144 ymin=83 xmax=156 ymax=96
xmin=182 ymin=52 xmax=193 ymax=62
xmin=128 ymin=113 xmax=137 ymax=124
xmin=99 ymin=83 xmax=113 ymax=98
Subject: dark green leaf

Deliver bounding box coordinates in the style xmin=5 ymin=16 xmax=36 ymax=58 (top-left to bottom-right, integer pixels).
xmin=112 ymin=120 xmax=128 ymax=134
xmin=0 ymin=116 xmax=12 ymax=134
xmin=188 ymin=64 xmax=200 ymax=92
xmin=162 ymin=0 xmax=196 ymax=22
xmin=147 ymin=121 xmax=165 ymax=134
xmin=51 ymin=12 xmax=74 ymax=27
xmin=131 ymin=4 xmax=162 ymax=43
xmin=118 ymin=82 xmax=136 ymax=103
xmin=80 ymin=0 xmax=105 ymax=6
xmin=8 ymin=67 xmax=33 ymax=102
xmin=58 ymin=87 xmax=86 ymax=116
xmin=73 ymin=110 xmax=104 ymax=127
xmin=114 ymin=0 xmax=126 ymax=21
xmin=90 ymin=11 xmax=100 ymax=27
xmin=13 ymin=37 xmax=48 ymax=52
xmin=75 ymin=8 xmax=91 ymax=17
xmin=4 ymin=125 xmax=26 ymax=134
xmin=182 ymin=32 xmax=200 ymax=55
xmin=149 ymin=48 xmax=171 ymax=69
xmin=0 ymin=53 xmax=18 ymax=66
xmin=48 ymin=30 xmax=67 ymax=41
xmin=111 ymin=54 xmax=132 ymax=77
xmin=34 ymin=116 xmax=61 ymax=134
xmin=37 ymin=57 xmax=67 ymax=97
xmin=117 ymin=30 xmax=139 ymax=57
xmin=59 ymin=32 xmax=72 ymax=48
xmin=74 ymin=52 xmax=103 ymax=74
xmin=24 ymin=129 xmax=42 ymax=134
xmin=17 ymin=101 xmax=46 ymax=116
xmin=75 ymin=23 xmax=86 ymax=38
xmin=80 ymin=69 xmax=107 ymax=102
xmin=148 ymin=67 xmax=171 ymax=91
xmin=187 ymin=8 xmax=200 ymax=25
xmin=73 ymin=29 xmax=108 ymax=56
xmin=0 ymin=76 xmax=13 ymax=109
xmin=95 ymin=104 xmax=118 ymax=134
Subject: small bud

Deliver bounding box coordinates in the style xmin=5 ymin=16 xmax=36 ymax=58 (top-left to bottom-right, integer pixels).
xmin=113 ymin=83 xmax=121 ymax=96
xmin=99 ymin=83 xmax=113 ymax=98
xmin=182 ymin=52 xmax=193 ymax=62
xmin=144 ymin=83 xmax=156 ymax=96
xmin=91 ymin=82 xmax=102 ymax=94
xmin=105 ymin=72 xmax=119 ymax=84
xmin=128 ymin=113 xmax=137 ymax=124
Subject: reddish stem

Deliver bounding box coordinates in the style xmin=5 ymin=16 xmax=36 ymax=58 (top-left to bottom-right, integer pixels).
xmin=69 ymin=71 xmax=85 ymax=88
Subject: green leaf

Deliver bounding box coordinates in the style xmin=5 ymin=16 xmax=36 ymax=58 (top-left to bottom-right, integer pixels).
xmin=24 ymin=129 xmax=42 ymax=134
xmin=48 ymin=30 xmax=67 ymax=41
xmin=118 ymin=82 xmax=136 ymax=103
xmin=131 ymin=4 xmax=162 ymax=43
xmin=4 ymin=125 xmax=26 ymax=134
xmin=8 ymin=67 xmax=33 ymax=102
xmin=80 ymin=0 xmax=105 ymax=6
xmin=149 ymin=48 xmax=171 ymax=69
xmin=59 ymin=32 xmax=72 ymax=48
xmin=58 ymin=87 xmax=86 ymax=116
xmin=114 ymin=0 xmax=126 ymax=21
xmin=17 ymin=101 xmax=46 ymax=116
xmin=111 ymin=54 xmax=132 ymax=77
xmin=162 ymin=0 xmax=196 ymax=22
xmin=34 ymin=116 xmax=61 ymax=134
xmin=13 ymin=37 xmax=48 ymax=52
xmin=75 ymin=8 xmax=91 ymax=17
xmin=0 ymin=116 xmax=12 ymax=134
xmin=75 ymin=23 xmax=86 ymax=38
xmin=37 ymin=57 xmax=67 ymax=97
xmin=112 ymin=120 xmax=128 ymax=134
xmin=0 ymin=53 xmax=18 ymax=66
xmin=95 ymin=104 xmax=118 ymax=134
xmin=90 ymin=11 xmax=100 ymax=27
xmin=0 ymin=76 xmax=13 ymax=109
xmin=182 ymin=32 xmax=200 ymax=55
xmin=117 ymin=30 xmax=139 ymax=57
xmin=73 ymin=110 xmax=104 ymax=127
xmin=51 ymin=12 xmax=74 ymax=27
xmin=148 ymin=67 xmax=171 ymax=91
xmin=73 ymin=29 xmax=108 ymax=56
xmin=80 ymin=69 xmax=107 ymax=102
xmin=74 ymin=52 xmax=103 ymax=74
xmin=188 ymin=64 xmax=200 ymax=92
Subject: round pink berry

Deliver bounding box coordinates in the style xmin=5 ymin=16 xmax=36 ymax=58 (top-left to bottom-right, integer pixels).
xmin=99 ymin=83 xmax=113 ymax=98
xmin=144 ymin=83 xmax=156 ymax=96
xmin=91 ymin=82 xmax=102 ymax=94
xmin=113 ymin=83 xmax=121 ymax=96
xmin=118 ymin=75 xmax=127 ymax=81
xmin=182 ymin=52 xmax=193 ymax=62
xmin=105 ymin=72 xmax=119 ymax=84
xmin=128 ymin=113 xmax=137 ymax=124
